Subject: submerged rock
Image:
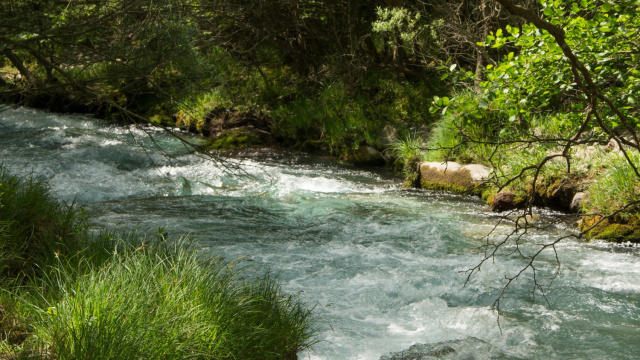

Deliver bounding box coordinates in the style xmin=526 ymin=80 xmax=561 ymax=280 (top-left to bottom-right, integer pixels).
xmin=418 ymin=162 xmax=489 ymax=195
xmin=379 ymin=337 xmax=521 ymax=360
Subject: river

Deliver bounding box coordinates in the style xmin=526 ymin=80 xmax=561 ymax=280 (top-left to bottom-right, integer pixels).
xmin=1 ymin=107 xmax=639 ymax=359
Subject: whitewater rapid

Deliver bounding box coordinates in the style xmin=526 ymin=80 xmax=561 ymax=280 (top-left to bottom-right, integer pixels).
xmin=1 ymin=108 xmax=639 ymax=359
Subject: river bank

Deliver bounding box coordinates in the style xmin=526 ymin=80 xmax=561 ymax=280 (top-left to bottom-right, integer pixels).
xmin=2 ymin=108 xmax=640 ymax=359
xmin=0 ymin=162 xmax=315 ymax=359
xmin=5 ymin=93 xmax=638 ymax=244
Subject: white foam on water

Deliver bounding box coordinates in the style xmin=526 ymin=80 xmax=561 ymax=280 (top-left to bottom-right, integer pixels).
xmin=3 ymin=108 xmax=640 ymax=360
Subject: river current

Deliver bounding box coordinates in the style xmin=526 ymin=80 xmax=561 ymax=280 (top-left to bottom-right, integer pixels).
xmin=1 ymin=108 xmax=639 ymax=359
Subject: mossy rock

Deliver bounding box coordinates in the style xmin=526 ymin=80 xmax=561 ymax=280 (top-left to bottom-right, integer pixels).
xmin=206 ymin=127 xmax=272 ymax=150
xmin=528 ymin=175 xmax=582 ymax=212
xmin=418 ymin=162 xmax=488 ymax=195
xmin=580 ymin=215 xmax=640 ymax=243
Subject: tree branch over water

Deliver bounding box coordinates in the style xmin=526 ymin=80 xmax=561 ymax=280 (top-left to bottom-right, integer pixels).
xmin=461 ymin=0 xmax=640 ymax=310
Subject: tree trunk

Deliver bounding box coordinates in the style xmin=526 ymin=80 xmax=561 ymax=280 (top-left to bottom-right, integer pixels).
xmin=475 ymin=0 xmax=490 ymax=92
xmin=2 ymin=50 xmax=37 ymax=85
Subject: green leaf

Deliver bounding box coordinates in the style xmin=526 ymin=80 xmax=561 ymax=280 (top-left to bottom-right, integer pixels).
xmin=602 ymin=3 xmax=612 ymax=12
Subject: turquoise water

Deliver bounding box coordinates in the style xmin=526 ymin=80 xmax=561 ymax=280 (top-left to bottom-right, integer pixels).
xmin=1 ymin=108 xmax=639 ymax=359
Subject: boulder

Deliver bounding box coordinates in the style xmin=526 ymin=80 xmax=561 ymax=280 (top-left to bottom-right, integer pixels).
xmin=490 ymin=191 xmax=518 ymax=212
xmin=202 ymin=107 xmax=272 ymax=137
xmin=570 ymin=192 xmax=586 ymax=213
xmin=199 ymin=107 xmax=276 ymax=149
xmin=530 ymin=177 xmax=580 ymax=212
xmin=418 ymin=162 xmax=489 ymax=194
xmin=379 ymin=337 xmax=521 ymax=360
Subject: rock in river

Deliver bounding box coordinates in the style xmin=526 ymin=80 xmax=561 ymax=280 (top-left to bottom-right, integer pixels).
xmin=418 ymin=162 xmax=490 ymax=195
xmin=379 ymin=337 xmax=522 ymax=360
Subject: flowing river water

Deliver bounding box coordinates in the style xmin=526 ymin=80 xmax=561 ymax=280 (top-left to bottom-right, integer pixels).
xmin=1 ymin=107 xmax=639 ymax=359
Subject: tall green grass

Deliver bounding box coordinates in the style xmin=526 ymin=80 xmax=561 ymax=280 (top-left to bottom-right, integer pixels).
xmin=21 ymin=240 xmax=315 ymax=360
xmin=585 ymin=151 xmax=640 ymax=216
xmin=0 ymin=167 xmax=85 ymax=281
xmin=391 ymin=133 xmax=425 ymax=176
xmin=0 ymin=168 xmax=317 ymax=359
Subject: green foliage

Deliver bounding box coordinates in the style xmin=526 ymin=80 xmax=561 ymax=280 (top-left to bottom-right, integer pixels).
xmin=372 ymin=7 xmax=434 ymax=47
xmin=175 ymin=89 xmax=227 ymax=129
xmin=391 ymin=133 xmax=425 ymax=175
xmin=0 ymin=0 xmax=212 ymax=114
xmin=272 ymin=73 xmax=437 ymax=157
xmin=476 ymin=0 xmax=640 ymax=132
xmin=0 ymin=168 xmax=317 ymax=359
xmin=0 ymin=167 xmax=85 ymax=281
xmin=23 ymin=240 xmax=315 ymax=360
xmin=425 ymin=90 xmax=506 ymax=164
xmin=420 ymin=0 xmax=640 ymax=220
xmin=586 ymin=152 xmax=640 ymax=216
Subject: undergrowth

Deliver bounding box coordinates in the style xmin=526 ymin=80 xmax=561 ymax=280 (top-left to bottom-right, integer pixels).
xmin=396 ymin=88 xmax=640 ymax=224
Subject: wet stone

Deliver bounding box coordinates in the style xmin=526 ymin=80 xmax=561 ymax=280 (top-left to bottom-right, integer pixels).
xmin=379 ymin=337 xmax=522 ymax=360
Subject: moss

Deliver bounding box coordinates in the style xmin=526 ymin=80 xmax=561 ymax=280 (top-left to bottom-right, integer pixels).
xmin=401 ymin=172 xmax=420 ymax=189
xmin=580 ymin=215 xmax=640 ymax=243
xmin=148 ymin=113 xmax=173 ymax=126
xmin=206 ymin=128 xmax=266 ymax=150
xmin=419 ymin=181 xmax=483 ymax=194
xmin=419 ymin=166 xmax=485 ymax=195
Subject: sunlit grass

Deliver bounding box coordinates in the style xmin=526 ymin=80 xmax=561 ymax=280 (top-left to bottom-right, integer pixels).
xmin=0 ymin=167 xmax=317 ymax=359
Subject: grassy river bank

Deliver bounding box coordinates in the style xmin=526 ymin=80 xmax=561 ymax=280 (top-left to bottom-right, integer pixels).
xmin=0 ymin=167 xmax=315 ymax=359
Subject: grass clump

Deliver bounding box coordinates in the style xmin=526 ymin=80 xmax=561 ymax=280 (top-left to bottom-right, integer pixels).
xmin=584 ymin=151 xmax=640 ymax=216
xmin=0 ymin=167 xmax=317 ymax=359
xmin=24 ymin=240 xmax=315 ymax=360
xmin=0 ymin=167 xmax=85 ymax=281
